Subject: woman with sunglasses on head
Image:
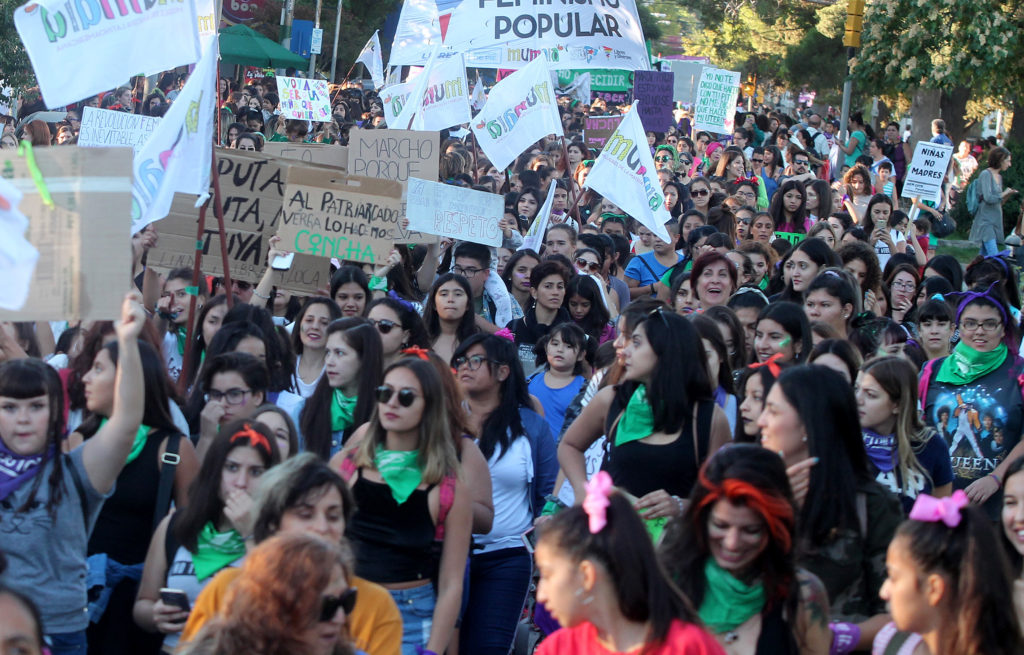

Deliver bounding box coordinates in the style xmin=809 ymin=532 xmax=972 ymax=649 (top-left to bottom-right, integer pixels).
xmin=177 ymin=532 xmax=361 ymax=655
xmin=330 ymin=358 xmax=472 ymax=655
xmin=135 ymin=421 xmax=282 ymax=653
xmin=181 ymin=453 xmax=403 ymax=655
xmin=366 ymin=296 xmax=430 ymax=369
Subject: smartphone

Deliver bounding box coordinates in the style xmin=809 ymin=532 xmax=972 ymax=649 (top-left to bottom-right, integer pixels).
xmin=271 ymin=252 xmax=295 ymax=270
xmin=160 ymin=588 xmax=191 ymax=613
xmin=521 ymin=527 xmax=537 ymax=554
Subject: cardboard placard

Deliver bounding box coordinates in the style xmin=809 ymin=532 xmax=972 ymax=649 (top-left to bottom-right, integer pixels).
xmin=665 ymin=60 xmax=706 ymax=104
xmin=583 ymin=115 xmax=623 ymax=151
xmin=901 ymin=141 xmax=954 ymax=202
xmin=262 ymin=142 xmax=348 ymax=172
xmin=693 ymin=67 xmax=741 ymax=135
xmin=773 ymin=231 xmax=806 ymax=245
xmin=0 ymin=147 xmax=133 ymax=320
xmin=592 ymin=89 xmax=632 ymax=106
xmin=406 ymin=178 xmax=504 ymax=246
xmin=147 ymin=150 xmax=332 ymax=294
xmin=279 ymin=168 xmax=404 ymax=265
xmin=78 ymin=106 xmax=161 ymax=153
xmin=632 ymin=71 xmax=675 ymax=132
xmin=275 ymin=76 xmax=331 ymax=122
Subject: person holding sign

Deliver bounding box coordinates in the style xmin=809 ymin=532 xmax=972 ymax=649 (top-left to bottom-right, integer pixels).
xmin=970 ymin=147 xmax=1018 ymax=256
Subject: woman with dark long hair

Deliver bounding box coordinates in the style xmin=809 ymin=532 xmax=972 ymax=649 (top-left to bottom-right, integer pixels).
xmin=422 ymin=273 xmax=480 ymax=365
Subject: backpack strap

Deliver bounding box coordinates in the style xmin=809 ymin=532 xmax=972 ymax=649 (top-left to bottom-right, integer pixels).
xmin=152 ymin=431 xmax=182 ymax=533
xmin=164 ymin=511 xmax=181 ymax=569
xmin=434 ymin=474 xmax=457 ymax=541
xmin=64 ymin=453 xmax=90 ymax=534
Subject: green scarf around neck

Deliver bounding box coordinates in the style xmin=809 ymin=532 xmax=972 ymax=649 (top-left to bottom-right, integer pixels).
xmin=374 ymin=447 xmax=423 ymax=505
xmin=698 ymin=559 xmax=766 ymax=634
xmin=935 ymin=341 xmax=1008 ymax=385
xmin=99 ymin=418 xmax=150 ymax=465
xmin=193 ymin=522 xmax=246 ymax=581
xmin=330 ymin=389 xmax=357 ymax=433
xmin=615 ymin=384 xmax=655 ymax=446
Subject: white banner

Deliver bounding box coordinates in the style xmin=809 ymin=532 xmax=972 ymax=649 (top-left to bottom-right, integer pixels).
xmin=78 ymin=107 xmax=161 ymax=153
xmin=470 ymin=56 xmax=563 ymax=172
xmin=15 ymin=0 xmax=200 ymax=108
xmin=196 ymin=0 xmax=217 ymax=55
xmin=390 ymin=0 xmax=444 ymax=67
xmin=692 ymin=67 xmax=740 ymax=135
xmin=556 ymin=71 xmax=591 ymax=106
xmin=584 ymin=102 xmax=671 ymax=243
xmin=519 ymin=182 xmax=556 ymax=252
xmin=406 ymin=177 xmax=504 ymax=246
xmin=276 ymin=77 xmax=331 ymax=122
xmin=901 ymin=141 xmax=954 ymax=202
xmin=131 ymin=37 xmax=218 ymax=235
xmin=356 ymin=30 xmax=385 ymax=90
xmin=411 ymin=53 xmax=471 ymax=131
xmin=470 ymin=72 xmax=486 ymax=111
xmin=381 ymin=82 xmax=415 ymax=127
xmin=392 ymin=48 xmax=439 ymax=130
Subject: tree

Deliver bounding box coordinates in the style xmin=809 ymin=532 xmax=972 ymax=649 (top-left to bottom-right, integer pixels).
xmin=0 ymin=0 xmax=38 ymax=94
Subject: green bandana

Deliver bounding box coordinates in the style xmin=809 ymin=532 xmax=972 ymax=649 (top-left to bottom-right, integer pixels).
xmin=175 ymin=326 xmax=188 ymax=356
xmin=935 ymin=342 xmax=1007 ymax=385
xmin=99 ymin=418 xmax=150 ymax=465
xmin=615 ymin=385 xmax=655 ymax=446
xmin=193 ymin=522 xmax=246 ymax=581
xmin=374 ymin=447 xmax=423 ymax=505
xmin=698 ymin=559 xmax=766 ymax=634
xmin=330 ymin=390 xmax=357 ymax=433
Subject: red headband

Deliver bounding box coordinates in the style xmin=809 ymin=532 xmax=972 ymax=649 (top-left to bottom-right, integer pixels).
xmin=401 ymin=346 xmax=430 ymax=361
xmin=696 ymin=470 xmax=795 ymax=555
xmin=747 ymin=352 xmax=784 ymax=378
xmin=230 ymin=424 xmax=272 ymax=455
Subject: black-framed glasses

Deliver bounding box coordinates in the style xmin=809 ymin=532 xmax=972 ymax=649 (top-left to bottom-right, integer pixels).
xmin=960 ymin=318 xmax=1002 ymax=332
xmin=453 ymin=354 xmax=495 ymax=371
xmin=375 ymin=385 xmax=419 ymax=407
xmin=453 ymin=265 xmax=485 ymax=277
xmin=319 ymin=587 xmax=358 ymax=622
xmin=575 ymin=258 xmax=601 ymax=274
xmin=751 ymin=157 xmax=764 ymax=163
xmin=204 ymin=388 xmax=252 ymax=405
xmin=369 ymin=318 xmax=398 ymax=334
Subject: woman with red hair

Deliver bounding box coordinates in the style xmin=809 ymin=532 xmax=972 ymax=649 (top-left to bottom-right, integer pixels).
xmin=660 ymin=444 xmax=833 ymax=654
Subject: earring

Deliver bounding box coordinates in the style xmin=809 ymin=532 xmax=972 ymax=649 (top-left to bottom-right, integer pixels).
xmin=575 ymin=587 xmax=594 ymax=605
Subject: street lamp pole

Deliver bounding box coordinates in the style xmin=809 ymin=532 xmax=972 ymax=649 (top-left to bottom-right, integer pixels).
xmin=330 ymin=0 xmax=343 ymax=83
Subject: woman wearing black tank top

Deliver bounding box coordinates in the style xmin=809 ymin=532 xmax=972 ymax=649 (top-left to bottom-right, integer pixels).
xmin=661 ymin=444 xmax=832 ymax=654
xmin=559 ymin=307 xmax=731 ymax=529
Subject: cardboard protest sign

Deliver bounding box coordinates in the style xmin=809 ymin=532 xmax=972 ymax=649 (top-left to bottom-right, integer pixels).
xmin=147 ymin=150 xmax=331 ymax=295
xmin=557 ymin=69 xmax=633 ymax=93
xmin=276 ymin=77 xmax=331 ymax=122
xmin=693 ymin=68 xmax=741 ymax=135
xmin=665 ymin=60 xmax=706 ymax=104
xmin=773 ymin=231 xmax=806 ymax=246
xmin=348 ymin=129 xmax=439 ymax=184
xmin=632 ymin=71 xmax=674 ymax=132
xmin=406 ymin=178 xmax=504 ymax=247
xmin=0 ymin=146 xmax=132 ymax=320
xmin=279 ymin=169 xmax=404 ymax=266
xmin=592 ymin=89 xmax=632 ymax=105
xmin=901 ymin=141 xmax=954 ymax=202
xmin=15 ymin=0 xmax=199 ymax=108
xmin=78 ymin=107 xmax=161 ymax=153
xmin=584 ymin=115 xmax=623 ymax=151
xmin=263 ymin=142 xmax=348 ymax=172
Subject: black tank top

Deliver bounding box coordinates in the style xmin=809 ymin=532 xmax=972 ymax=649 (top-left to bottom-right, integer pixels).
xmin=755 ymin=601 xmax=800 ymax=655
xmin=602 ymin=391 xmax=713 ymax=499
xmin=346 ymin=471 xmax=439 ymax=583
xmin=87 ymin=429 xmax=171 ymax=563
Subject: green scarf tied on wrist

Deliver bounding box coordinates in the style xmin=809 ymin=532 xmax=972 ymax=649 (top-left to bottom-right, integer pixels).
xmin=935 ymin=341 xmax=1008 ymax=386
xmin=99 ymin=418 xmax=151 ymax=465
xmin=192 ymin=522 xmax=246 ymax=581
xmin=330 ymin=389 xmax=358 ymax=433
xmin=374 ymin=447 xmax=423 ymax=505
xmin=698 ymin=559 xmax=766 ymax=634
xmin=615 ymin=384 xmax=656 ymax=446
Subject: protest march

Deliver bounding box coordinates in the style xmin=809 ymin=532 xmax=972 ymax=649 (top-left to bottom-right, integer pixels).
xmin=2 ymin=1 xmax=1024 ymax=655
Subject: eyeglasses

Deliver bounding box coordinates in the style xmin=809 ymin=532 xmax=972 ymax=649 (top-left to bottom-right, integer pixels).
xmin=319 ymin=588 xmax=358 ymax=622
xmin=692 ymin=189 xmax=710 ymax=197
xmin=453 ymin=265 xmax=485 ymax=277
xmin=751 ymin=158 xmax=763 ymax=163
xmin=654 ymin=156 xmax=673 ymax=163
xmin=453 ymin=354 xmax=496 ymax=371
xmin=204 ymin=388 xmax=252 ymax=405
xmin=575 ymin=258 xmax=601 ymax=274
xmin=375 ymin=385 xmax=419 ymax=407
xmin=369 ymin=318 xmax=398 ymax=334
xmin=960 ymin=318 xmax=1002 ymax=332
xmin=891 ymin=281 xmax=916 ymax=291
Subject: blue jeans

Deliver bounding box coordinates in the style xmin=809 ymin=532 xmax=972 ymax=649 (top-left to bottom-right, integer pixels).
xmin=388 ymin=583 xmax=435 ymax=655
xmin=981 ymin=238 xmax=1000 ymax=256
xmin=460 ymin=547 xmax=533 ymax=655
xmin=48 ymin=630 xmax=87 ymax=655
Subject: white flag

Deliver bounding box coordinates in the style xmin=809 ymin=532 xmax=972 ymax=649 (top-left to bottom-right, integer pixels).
xmin=557 ymin=72 xmax=591 ymax=106
xmin=584 ymin=102 xmax=671 ymax=243
xmin=356 ymin=30 xmax=385 ymax=90
xmin=411 ymin=52 xmax=471 ymax=131
xmin=130 ymin=37 xmax=219 ymax=235
xmin=470 ymin=57 xmax=563 ymax=172
xmin=0 ymin=177 xmax=38 ymax=310
xmin=519 ymin=182 xmax=556 ymax=252
xmin=380 ymin=81 xmax=415 ymax=127
xmin=391 ymin=48 xmax=439 ymax=130
xmin=470 ymin=72 xmax=486 ymax=111
xmin=15 ymin=0 xmax=200 ymax=108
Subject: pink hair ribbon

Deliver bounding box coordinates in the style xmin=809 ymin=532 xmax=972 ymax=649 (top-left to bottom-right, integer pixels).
xmin=908 ymin=489 xmax=968 ymax=528
xmin=583 ymin=471 xmax=614 ymax=534
xmin=494 ymin=327 xmax=515 ymax=343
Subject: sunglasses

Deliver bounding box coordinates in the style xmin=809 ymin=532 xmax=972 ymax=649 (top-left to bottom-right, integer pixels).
xmin=794 ymin=160 xmax=809 ymax=166
xmin=692 ymin=189 xmax=710 ymax=197
xmin=375 ymin=385 xmax=419 ymax=407
xmin=319 ymin=587 xmax=358 ymax=622
xmin=575 ymin=258 xmax=601 ymax=274
xmin=751 ymin=158 xmax=764 ymax=163
xmin=370 ymin=318 xmax=399 ymax=334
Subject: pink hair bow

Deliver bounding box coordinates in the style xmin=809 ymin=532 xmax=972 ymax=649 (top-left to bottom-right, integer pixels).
xmin=494 ymin=327 xmax=515 ymax=343
xmin=908 ymin=489 xmax=968 ymax=528
xmin=583 ymin=471 xmax=614 ymax=534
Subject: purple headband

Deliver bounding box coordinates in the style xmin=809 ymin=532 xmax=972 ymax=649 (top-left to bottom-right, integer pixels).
xmin=951 ymin=282 xmax=1008 ymax=326
xmin=387 ymin=290 xmax=417 ymax=313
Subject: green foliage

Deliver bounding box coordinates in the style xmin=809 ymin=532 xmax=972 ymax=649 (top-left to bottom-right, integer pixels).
xmin=637 ymin=4 xmax=663 ymax=42
xmin=0 ymin=0 xmax=38 ymax=94
xmin=782 ymin=29 xmax=845 ymax=101
xmin=949 ymin=141 xmax=1024 ymax=238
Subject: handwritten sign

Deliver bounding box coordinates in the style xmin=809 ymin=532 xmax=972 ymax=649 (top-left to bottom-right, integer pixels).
xmin=632 ymin=71 xmax=675 ymax=132
xmin=275 ymin=76 xmax=331 ymax=122
xmin=147 ymin=150 xmax=331 ymax=294
xmin=901 ymin=141 xmax=954 ymax=202
xmin=592 ymin=89 xmax=632 ymax=106
xmin=583 ymin=115 xmax=623 ymax=152
xmin=263 ymin=142 xmax=348 ymax=171
xmin=279 ymin=168 xmax=404 ymax=265
xmin=773 ymin=231 xmax=807 ymax=246
xmin=406 ymin=178 xmax=504 ymax=247
xmin=693 ymin=67 xmax=740 ymax=135
xmin=78 ymin=106 xmax=162 ymax=153
xmin=0 ymin=147 xmax=132 ymax=320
